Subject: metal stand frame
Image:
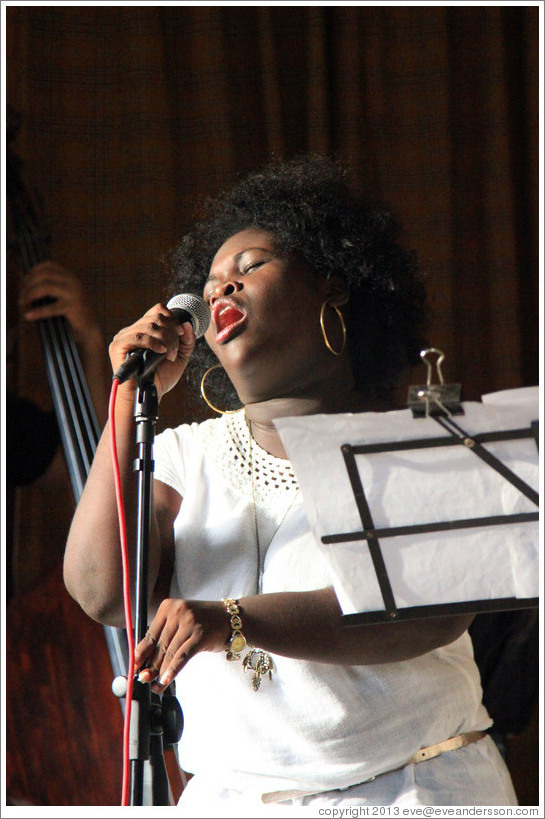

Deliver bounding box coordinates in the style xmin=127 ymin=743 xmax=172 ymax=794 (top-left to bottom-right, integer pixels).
xmin=323 ymin=410 xmax=539 ymax=627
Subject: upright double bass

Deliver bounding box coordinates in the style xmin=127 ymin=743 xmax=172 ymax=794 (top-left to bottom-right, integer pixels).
xmin=5 ymin=108 xmax=183 ymax=806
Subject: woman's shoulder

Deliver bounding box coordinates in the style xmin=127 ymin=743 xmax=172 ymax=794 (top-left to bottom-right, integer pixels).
xmin=153 ymin=414 xmax=233 ymax=497
xmin=156 ymin=418 xmax=223 ymax=442
xmin=155 ymin=412 xmax=245 ymax=473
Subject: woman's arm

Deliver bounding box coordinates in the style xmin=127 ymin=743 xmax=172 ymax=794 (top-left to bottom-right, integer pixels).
xmin=135 ymin=588 xmax=474 ymax=692
xmin=63 ymin=302 xmax=194 ymax=626
xmin=63 ymin=392 xmax=146 ymax=626
xmin=239 ymin=588 xmax=474 ymax=665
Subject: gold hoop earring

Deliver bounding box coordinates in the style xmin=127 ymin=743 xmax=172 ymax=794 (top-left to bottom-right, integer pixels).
xmin=201 ymin=364 xmax=240 ymax=415
xmin=320 ymin=301 xmax=347 ymax=356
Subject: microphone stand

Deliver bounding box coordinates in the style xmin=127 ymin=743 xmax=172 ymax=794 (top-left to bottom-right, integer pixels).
xmin=122 ymin=364 xmax=183 ymax=805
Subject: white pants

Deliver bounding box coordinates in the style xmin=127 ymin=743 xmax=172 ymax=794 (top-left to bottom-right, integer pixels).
xmin=177 ymin=736 xmax=517 ymax=816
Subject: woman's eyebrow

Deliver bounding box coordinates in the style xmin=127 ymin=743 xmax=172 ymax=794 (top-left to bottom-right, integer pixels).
xmin=236 ymin=246 xmax=275 ymax=260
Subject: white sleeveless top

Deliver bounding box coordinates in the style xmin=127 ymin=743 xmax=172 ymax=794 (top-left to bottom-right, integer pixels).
xmin=153 ymin=410 xmax=495 ymax=799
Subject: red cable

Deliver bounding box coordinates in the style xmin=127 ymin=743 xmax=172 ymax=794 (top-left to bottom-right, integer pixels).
xmin=109 ymin=377 xmax=135 ymax=806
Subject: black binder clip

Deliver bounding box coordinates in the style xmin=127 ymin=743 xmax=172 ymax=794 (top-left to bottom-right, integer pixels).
xmin=407 ymin=348 xmax=463 ymax=418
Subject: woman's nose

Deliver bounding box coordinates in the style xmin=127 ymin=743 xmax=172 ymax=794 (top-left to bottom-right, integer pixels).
xmin=209 ymin=279 xmax=243 ymax=304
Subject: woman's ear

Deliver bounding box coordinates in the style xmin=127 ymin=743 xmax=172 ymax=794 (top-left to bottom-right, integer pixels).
xmin=324 ymin=275 xmax=349 ymax=307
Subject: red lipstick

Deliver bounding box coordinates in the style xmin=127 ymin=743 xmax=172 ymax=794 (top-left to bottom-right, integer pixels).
xmin=212 ymin=299 xmax=246 ymax=343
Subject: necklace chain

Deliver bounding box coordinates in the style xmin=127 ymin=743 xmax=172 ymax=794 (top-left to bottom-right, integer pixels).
xmin=248 ymin=420 xmax=299 ymax=594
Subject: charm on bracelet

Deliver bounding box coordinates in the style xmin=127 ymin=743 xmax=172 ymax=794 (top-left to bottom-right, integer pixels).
xmin=243 ymin=648 xmax=274 ymax=691
xmin=222 ymin=598 xmax=247 ymax=660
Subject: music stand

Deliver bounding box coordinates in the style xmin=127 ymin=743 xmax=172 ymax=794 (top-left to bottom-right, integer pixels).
xmin=275 ymin=353 xmax=539 ymax=626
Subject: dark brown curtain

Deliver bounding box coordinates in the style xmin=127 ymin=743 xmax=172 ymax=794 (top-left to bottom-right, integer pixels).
xmin=5 ymin=5 xmax=539 ymax=807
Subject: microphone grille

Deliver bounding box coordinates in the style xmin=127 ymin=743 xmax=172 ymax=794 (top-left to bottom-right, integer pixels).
xmin=167 ymin=293 xmax=211 ymax=339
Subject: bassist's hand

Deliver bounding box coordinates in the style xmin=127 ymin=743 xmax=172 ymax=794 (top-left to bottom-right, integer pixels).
xmin=20 ymin=261 xmax=104 ymax=349
xmin=20 ymin=261 xmax=110 ymax=425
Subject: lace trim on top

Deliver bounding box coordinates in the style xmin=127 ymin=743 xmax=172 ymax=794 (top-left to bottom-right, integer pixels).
xmin=202 ymin=410 xmax=298 ymax=506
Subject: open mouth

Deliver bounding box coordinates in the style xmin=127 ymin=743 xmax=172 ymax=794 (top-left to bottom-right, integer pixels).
xmin=212 ymin=299 xmax=246 ymax=342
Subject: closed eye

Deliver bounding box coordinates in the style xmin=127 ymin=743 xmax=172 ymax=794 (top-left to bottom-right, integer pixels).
xmin=242 ymin=260 xmax=267 ymax=274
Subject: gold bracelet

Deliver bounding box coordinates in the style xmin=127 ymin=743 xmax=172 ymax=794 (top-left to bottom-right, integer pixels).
xmin=221 ymin=598 xmax=247 ymax=661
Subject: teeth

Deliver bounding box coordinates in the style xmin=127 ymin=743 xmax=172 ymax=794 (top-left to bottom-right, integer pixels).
xmin=214 ymin=301 xmax=244 ymax=335
xmin=215 ymin=302 xmax=240 ymax=323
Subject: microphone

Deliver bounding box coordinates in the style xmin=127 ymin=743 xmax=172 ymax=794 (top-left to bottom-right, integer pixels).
xmin=113 ymin=293 xmax=210 ymax=384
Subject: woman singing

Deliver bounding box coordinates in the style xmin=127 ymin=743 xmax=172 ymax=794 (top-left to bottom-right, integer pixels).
xmin=64 ymin=156 xmax=517 ymax=809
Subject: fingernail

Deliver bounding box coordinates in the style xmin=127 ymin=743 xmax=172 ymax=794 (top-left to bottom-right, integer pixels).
xmin=159 ymin=672 xmax=172 ymax=686
xmin=138 ymin=669 xmax=153 ymax=683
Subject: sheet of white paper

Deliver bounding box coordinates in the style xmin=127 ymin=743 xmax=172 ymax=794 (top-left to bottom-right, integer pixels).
xmin=274 ymin=387 xmax=539 ymax=617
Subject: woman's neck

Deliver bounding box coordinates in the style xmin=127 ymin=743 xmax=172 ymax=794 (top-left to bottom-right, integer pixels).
xmin=243 ymin=382 xmax=374 ymax=459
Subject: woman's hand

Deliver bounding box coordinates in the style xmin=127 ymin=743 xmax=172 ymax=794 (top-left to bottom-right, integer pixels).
xmin=109 ymin=302 xmax=196 ymax=399
xmin=135 ymin=598 xmax=230 ymax=692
